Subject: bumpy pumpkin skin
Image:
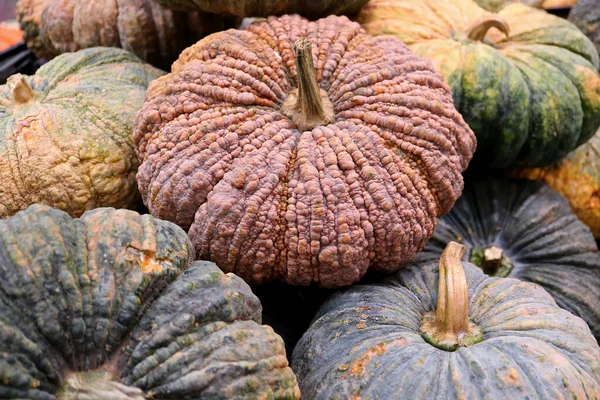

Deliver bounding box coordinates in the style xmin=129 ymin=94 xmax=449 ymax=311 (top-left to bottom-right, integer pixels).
xmin=515 ymin=129 xmax=600 ymax=238
xmin=133 ymin=14 xmax=476 ymax=288
xmin=0 ymin=205 xmax=300 ymax=399
xmin=357 ymin=0 xmax=600 ymax=169
xmin=151 ymin=0 xmax=369 ymax=19
xmin=569 ymin=0 xmax=600 ymax=61
xmin=292 ymin=261 xmax=600 ymax=399
xmin=415 ymin=179 xmax=600 ymax=340
xmin=475 ymin=0 xmax=543 ymax=12
xmin=0 ymin=47 xmax=162 ymax=219
xmin=16 ymin=0 xmax=235 ymax=69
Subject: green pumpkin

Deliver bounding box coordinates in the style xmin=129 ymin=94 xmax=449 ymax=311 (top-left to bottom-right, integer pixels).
xmin=357 ymin=0 xmax=600 ymax=168
xmin=569 ymin=0 xmax=600 ymax=62
xmin=292 ymin=242 xmax=600 ymax=398
xmin=415 ymin=179 xmax=600 ymax=340
xmin=0 ymin=205 xmax=300 ymax=399
xmin=474 ymin=0 xmax=543 ymax=12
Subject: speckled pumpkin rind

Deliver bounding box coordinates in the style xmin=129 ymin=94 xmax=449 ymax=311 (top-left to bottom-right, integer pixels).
xmin=151 ymin=0 xmax=369 ymax=19
xmin=569 ymin=0 xmax=600 ymax=61
xmin=515 ymin=129 xmax=600 ymax=238
xmin=15 ymin=0 xmax=234 ymax=69
xmin=414 ymin=179 xmax=600 ymax=340
xmin=357 ymin=0 xmax=600 ymax=168
xmin=0 ymin=47 xmax=163 ymax=219
xmin=292 ymin=261 xmax=600 ymax=399
xmin=133 ymin=14 xmax=476 ymax=288
xmin=474 ymin=0 xmax=543 ymax=12
xmin=0 ymin=205 xmax=299 ymax=399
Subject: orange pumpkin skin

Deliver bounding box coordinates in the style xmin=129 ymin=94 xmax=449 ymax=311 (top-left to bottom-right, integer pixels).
xmin=133 ymin=14 xmax=476 ymax=288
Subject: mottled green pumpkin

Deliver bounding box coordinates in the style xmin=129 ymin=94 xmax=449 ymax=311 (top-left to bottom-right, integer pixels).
xmin=474 ymin=0 xmax=542 ymax=12
xmin=0 ymin=47 xmax=162 ymax=219
xmin=415 ymin=179 xmax=600 ymax=340
xmin=292 ymin=242 xmax=600 ymax=399
xmin=569 ymin=0 xmax=600 ymax=61
xmin=0 ymin=205 xmax=300 ymax=399
xmin=357 ymin=0 xmax=600 ymax=168
xmin=151 ymin=0 xmax=369 ymax=18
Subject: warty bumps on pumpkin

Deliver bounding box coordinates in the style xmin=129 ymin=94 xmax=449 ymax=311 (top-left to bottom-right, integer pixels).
xmin=133 ymin=14 xmax=476 ymax=288
xmin=16 ymin=0 xmax=236 ymax=70
xmin=0 ymin=47 xmax=163 ymax=219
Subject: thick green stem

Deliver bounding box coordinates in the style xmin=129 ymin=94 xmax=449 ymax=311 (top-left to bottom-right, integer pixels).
xmin=7 ymin=73 xmax=34 ymax=104
xmin=420 ymin=241 xmax=484 ymax=351
xmin=281 ymin=38 xmax=335 ymax=132
xmin=465 ymin=15 xmax=510 ymax=42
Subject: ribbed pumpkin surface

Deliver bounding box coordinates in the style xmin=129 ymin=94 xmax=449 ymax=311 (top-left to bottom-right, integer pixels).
xmin=151 ymin=0 xmax=369 ymax=19
xmin=133 ymin=14 xmax=476 ymax=288
xmin=569 ymin=0 xmax=600 ymax=61
xmin=415 ymin=179 xmax=600 ymax=340
xmin=515 ymin=129 xmax=600 ymax=238
xmin=0 ymin=47 xmax=162 ymax=219
xmin=292 ymin=261 xmax=600 ymax=398
xmin=357 ymin=0 xmax=600 ymax=168
xmin=16 ymin=0 xmax=233 ymax=69
xmin=0 ymin=205 xmax=299 ymax=399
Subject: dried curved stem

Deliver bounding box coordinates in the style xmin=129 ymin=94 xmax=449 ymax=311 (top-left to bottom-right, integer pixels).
xmin=420 ymin=241 xmax=484 ymax=351
xmin=281 ymin=38 xmax=335 ymax=132
xmin=465 ymin=15 xmax=510 ymax=42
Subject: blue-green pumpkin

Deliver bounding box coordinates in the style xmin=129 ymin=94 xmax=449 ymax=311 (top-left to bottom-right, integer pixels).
xmin=292 ymin=242 xmax=600 ymax=398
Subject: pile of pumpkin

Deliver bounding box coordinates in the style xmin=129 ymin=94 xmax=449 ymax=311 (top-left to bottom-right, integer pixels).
xmin=1 ymin=0 xmax=600 ymax=398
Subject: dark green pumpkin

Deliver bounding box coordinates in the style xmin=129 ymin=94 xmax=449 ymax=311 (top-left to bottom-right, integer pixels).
xmin=292 ymin=243 xmax=600 ymax=398
xmin=0 ymin=205 xmax=299 ymax=399
xmin=415 ymin=179 xmax=600 ymax=340
xmin=357 ymin=0 xmax=600 ymax=168
xmin=569 ymin=0 xmax=600 ymax=63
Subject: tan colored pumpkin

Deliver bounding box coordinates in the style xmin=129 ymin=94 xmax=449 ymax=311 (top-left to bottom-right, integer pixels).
xmin=0 ymin=47 xmax=163 ymax=219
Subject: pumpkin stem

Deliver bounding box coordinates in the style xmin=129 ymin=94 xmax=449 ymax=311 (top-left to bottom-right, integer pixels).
xmin=465 ymin=15 xmax=510 ymax=42
xmin=57 ymin=371 xmax=145 ymax=400
xmin=7 ymin=73 xmax=35 ymax=104
xmin=420 ymin=241 xmax=484 ymax=351
xmin=281 ymin=38 xmax=335 ymax=132
xmin=469 ymin=245 xmax=514 ymax=278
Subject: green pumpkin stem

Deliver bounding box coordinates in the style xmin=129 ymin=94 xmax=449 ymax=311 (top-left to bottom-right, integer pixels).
xmin=57 ymin=371 xmax=145 ymax=400
xmin=420 ymin=241 xmax=484 ymax=351
xmin=465 ymin=15 xmax=510 ymax=42
xmin=7 ymin=73 xmax=35 ymax=104
xmin=281 ymin=38 xmax=335 ymax=132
